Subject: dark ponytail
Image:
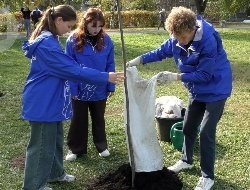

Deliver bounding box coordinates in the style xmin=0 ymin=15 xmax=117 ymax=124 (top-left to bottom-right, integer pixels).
xmin=30 ymin=5 xmax=76 ymax=41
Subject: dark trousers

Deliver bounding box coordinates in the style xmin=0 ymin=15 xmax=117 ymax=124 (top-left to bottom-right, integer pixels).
xmin=67 ymin=99 xmax=107 ymax=154
xmin=181 ymin=98 xmax=227 ymax=179
xmin=158 ymin=21 xmax=166 ymax=30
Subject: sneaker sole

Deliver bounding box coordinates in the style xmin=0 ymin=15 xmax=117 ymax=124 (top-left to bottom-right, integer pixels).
xmin=168 ymin=165 xmax=193 ymax=173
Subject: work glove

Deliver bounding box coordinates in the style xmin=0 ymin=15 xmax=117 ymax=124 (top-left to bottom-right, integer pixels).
xmin=126 ymin=56 xmax=142 ymax=67
xmin=157 ymin=71 xmax=179 ymax=84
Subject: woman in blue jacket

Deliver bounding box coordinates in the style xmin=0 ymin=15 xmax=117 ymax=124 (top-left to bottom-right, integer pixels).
xmin=65 ymin=8 xmax=115 ymax=161
xmin=22 ymin=5 xmax=123 ymax=190
xmin=127 ymin=6 xmax=232 ymax=190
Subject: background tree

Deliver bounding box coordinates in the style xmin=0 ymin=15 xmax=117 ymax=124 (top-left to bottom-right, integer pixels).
xmin=88 ymin=0 xmax=157 ymax=11
xmin=0 ymin=0 xmax=249 ymax=18
xmin=0 ymin=0 xmax=24 ymax=11
xmin=219 ymin=0 xmax=250 ymax=18
xmin=124 ymin=0 xmax=157 ymax=11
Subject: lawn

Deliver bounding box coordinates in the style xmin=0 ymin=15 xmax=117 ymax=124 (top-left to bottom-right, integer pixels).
xmin=0 ymin=28 xmax=249 ymax=190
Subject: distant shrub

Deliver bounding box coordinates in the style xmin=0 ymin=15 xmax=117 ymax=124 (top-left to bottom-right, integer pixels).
xmin=75 ymin=10 xmax=159 ymax=29
xmin=204 ymin=2 xmax=221 ymax=22
xmin=0 ymin=12 xmax=22 ymax=32
xmin=1 ymin=9 xmax=230 ymax=32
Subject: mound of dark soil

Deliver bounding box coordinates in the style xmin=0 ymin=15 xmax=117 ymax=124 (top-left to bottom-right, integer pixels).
xmin=87 ymin=163 xmax=183 ymax=190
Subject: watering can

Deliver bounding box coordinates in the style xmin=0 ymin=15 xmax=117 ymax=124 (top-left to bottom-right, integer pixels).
xmin=170 ymin=121 xmax=201 ymax=151
xmin=170 ymin=121 xmax=184 ymax=151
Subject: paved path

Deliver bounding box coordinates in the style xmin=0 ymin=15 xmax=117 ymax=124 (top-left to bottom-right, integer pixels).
xmin=0 ymin=32 xmax=26 ymax=39
xmin=0 ymin=28 xmax=167 ymax=40
xmin=0 ymin=26 xmax=249 ymax=40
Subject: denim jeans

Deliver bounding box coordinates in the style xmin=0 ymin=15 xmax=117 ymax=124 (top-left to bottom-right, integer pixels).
xmin=22 ymin=122 xmax=65 ymax=190
xmin=24 ymin=19 xmax=31 ymax=37
xmin=181 ymin=98 xmax=227 ymax=180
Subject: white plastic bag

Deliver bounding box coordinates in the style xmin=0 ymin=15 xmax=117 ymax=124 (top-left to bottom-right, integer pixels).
xmin=155 ymin=96 xmax=185 ymax=118
xmin=124 ymin=67 xmax=163 ymax=172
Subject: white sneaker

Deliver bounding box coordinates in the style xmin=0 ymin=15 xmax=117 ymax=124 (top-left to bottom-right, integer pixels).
xmin=167 ymin=160 xmax=193 ymax=173
xmin=43 ymin=187 xmax=52 ymax=190
xmin=65 ymin=150 xmax=77 ymax=161
xmin=194 ymin=177 xmax=214 ymax=190
xmin=99 ymin=149 xmax=110 ymax=157
xmin=58 ymin=174 xmax=76 ymax=182
xmin=48 ymin=173 xmax=75 ymax=183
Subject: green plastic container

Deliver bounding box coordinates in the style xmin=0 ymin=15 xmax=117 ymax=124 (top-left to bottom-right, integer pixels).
xmin=156 ymin=117 xmax=183 ymax=142
xmin=170 ymin=121 xmax=184 ymax=151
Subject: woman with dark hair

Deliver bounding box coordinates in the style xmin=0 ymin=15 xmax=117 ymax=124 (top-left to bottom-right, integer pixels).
xmin=65 ymin=8 xmax=116 ymax=161
xmin=22 ymin=5 xmax=123 ymax=190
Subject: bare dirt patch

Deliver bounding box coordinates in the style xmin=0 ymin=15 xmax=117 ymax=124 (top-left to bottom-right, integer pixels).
xmin=87 ymin=163 xmax=183 ymax=190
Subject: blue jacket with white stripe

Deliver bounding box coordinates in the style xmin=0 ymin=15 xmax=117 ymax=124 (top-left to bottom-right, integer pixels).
xmin=141 ymin=17 xmax=232 ymax=102
xmin=22 ymin=32 xmax=109 ymax=121
xmin=65 ymin=33 xmax=115 ymax=101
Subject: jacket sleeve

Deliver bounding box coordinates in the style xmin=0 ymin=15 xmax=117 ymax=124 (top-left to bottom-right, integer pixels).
xmin=141 ymin=39 xmax=174 ymax=64
xmin=181 ymin=35 xmax=217 ymax=83
xmin=105 ymin=38 xmax=115 ymax=92
xmin=38 ymin=42 xmax=109 ymax=85
xmin=65 ymin=36 xmax=79 ymax=96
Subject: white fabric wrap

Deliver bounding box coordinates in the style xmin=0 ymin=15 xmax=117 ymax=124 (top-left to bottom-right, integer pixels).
xmin=124 ymin=67 xmax=163 ymax=172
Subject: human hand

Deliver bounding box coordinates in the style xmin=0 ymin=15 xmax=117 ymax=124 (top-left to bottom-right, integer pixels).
xmin=157 ymin=71 xmax=179 ymax=84
xmin=126 ymin=56 xmax=142 ymax=67
xmin=108 ymin=92 xmax=114 ymax=97
xmin=71 ymin=96 xmax=79 ymax=100
xmin=108 ymin=72 xmax=124 ymax=84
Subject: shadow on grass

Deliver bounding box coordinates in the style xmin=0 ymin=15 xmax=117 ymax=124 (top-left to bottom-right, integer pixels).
xmin=231 ymin=62 xmax=250 ymax=83
xmin=180 ymin=166 xmax=242 ymax=190
xmin=220 ymin=29 xmax=250 ymax=43
xmin=214 ymin=177 xmax=242 ymax=190
xmin=216 ymin=142 xmax=228 ymax=160
xmin=188 ymin=137 xmax=228 ymax=161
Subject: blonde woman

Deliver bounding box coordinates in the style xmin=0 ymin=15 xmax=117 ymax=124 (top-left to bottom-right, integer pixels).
xmin=127 ymin=6 xmax=232 ymax=190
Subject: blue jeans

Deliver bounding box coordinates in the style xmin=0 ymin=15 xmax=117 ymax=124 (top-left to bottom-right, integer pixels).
xmin=181 ymin=98 xmax=226 ymax=180
xmin=22 ymin=122 xmax=65 ymax=190
xmin=24 ymin=19 xmax=31 ymax=37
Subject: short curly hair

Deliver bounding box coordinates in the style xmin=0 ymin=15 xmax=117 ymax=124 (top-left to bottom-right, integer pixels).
xmin=166 ymin=6 xmax=196 ymax=36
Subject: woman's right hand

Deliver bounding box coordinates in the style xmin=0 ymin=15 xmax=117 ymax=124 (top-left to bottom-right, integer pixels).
xmin=72 ymin=96 xmax=78 ymax=100
xmin=108 ymin=72 xmax=124 ymax=84
xmin=126 ymin=56 xmax=142 ymax=67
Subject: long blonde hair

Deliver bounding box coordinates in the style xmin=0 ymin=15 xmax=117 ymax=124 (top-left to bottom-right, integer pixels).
xmin=29 ymin=5 xmax=76 ymax=41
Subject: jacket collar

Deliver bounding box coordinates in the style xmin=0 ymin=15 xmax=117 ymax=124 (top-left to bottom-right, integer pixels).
xmin=174 ymin=18 xmax=203 ymax=52
xmin=193 ymin=19 xmax=203 ymax=41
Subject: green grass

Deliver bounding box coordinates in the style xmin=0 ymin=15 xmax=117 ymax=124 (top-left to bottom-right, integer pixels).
xmin=0 ymin=28 xmax=249 ymax=189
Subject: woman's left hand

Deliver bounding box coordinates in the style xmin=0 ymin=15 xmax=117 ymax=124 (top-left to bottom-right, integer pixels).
xmin=108 ymin=92 xmax=114 ymax=97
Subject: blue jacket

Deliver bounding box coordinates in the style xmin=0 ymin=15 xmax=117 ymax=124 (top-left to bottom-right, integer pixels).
xmin=22 ymin=31 xmax=109 ymax=121
xmin=142 ymin=17 xmax=232 ymax=102
xmin=65 ymin=33 xmax=115 ymax=101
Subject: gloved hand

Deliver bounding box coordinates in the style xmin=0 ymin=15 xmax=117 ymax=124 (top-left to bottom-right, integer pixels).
xmin=126 ymin=56 xmax=142 ymax=67
xmin=157 ymin=71 xmax=179 ymax=84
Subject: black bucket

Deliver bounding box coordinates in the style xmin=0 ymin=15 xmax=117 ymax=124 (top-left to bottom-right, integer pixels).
xmin=155 ymin=117 xmax=183 ymax=142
